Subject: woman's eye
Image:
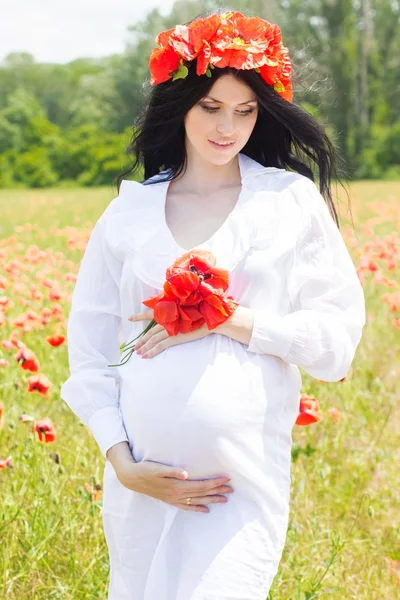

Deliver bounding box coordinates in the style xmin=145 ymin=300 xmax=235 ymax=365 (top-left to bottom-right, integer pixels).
xmin=200 ymin=105 xmax=254 ymax=116
xmin=201 ymin=106 xmax=219 ymax=112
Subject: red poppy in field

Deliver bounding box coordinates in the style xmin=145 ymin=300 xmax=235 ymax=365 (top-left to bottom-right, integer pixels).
xmin=48 ymin=287 xmax=64 ymax=301
xmin=14 ymin=347 xmax=40 ymax=372
xmin=19 ymin=414 xmax=35 ymax=422
xmin=46 ymin=334 xmax=65 ymax=347
xmin=387 ymin=557 xmax=400 ymax=587
xmin=84 ymin=482 xmax=103 ymax=502
xmin=0 ymin=456 xmax=12 ymax=469
xmin=295 ymin=394 xmax=323 ymax=426
xmin=27 ymin=373 xmax=52 ymax=396
xmin=9 ymin=333 xmax=25 ymax=349
xmin=0 ymin=296 xmax=9 ymax=308
xmin=327 ymin=407 xmax=341 ymax=423
xmin=34 ymin=417 xmax=56 ymax=444
xmin=0 ymin=402 xmax=4 ymax=428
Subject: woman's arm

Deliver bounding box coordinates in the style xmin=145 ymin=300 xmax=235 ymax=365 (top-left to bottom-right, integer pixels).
xmin=60 ymin=206 xmax=130 ymax=459
xmin=216 ymin=178 xmax=366 ymax=383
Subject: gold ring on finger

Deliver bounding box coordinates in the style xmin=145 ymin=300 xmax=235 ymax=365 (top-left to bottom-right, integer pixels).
xmin=185 ymin=497 xmax=192 ymax=505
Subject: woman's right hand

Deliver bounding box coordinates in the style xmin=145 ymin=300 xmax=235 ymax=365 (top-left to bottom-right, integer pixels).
xmin=116 ymin=459 xmax=234 ymax=513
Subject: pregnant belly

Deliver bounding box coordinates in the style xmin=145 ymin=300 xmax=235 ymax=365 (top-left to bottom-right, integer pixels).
xmin=117 ymin=333 xmax=289 ymax=483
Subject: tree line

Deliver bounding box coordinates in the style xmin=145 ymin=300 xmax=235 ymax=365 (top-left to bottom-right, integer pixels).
xmin=0 ymin=0 xmax=398 ymax=188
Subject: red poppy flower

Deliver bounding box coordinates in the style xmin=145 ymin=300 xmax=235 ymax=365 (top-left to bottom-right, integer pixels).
xmin=295 ymin=394 xmax=323 ymax=426
xmin=14 ymin=347 xmax=40 ymax=372
xmin=0 ymin=402 xmax=4 ymax=428
xmin=142 ymin=250 xmax=238 ymax=334
xmin=168 ymin=16 xmax=220 ymax=64
xmin=212 ymin=13 xmax=277 ymax=68
xmin=167 ymin=250 xmax=230 ymax=293
xmin=34 ymin=417 xmax=56 ymax=444
xmin=27 ymin=373 xmax=52 ymax=396
xmin=0 ymin=456 xmax=12 ymax=469
xmin=149 ymin=46 xmax=181 ymax=85
xmin=46 ymin=335 xmax=65 ymax=347
xmin=19 ymin=413 xmax=35 ymax=422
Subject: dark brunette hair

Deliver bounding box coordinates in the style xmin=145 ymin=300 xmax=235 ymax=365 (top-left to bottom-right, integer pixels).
xmin=116 ymin=9 xmax=349 ymax=229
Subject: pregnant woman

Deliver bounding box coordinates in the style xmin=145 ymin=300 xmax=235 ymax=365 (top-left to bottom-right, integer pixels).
xmin=60 ymin=9 xmax=366 ymax=600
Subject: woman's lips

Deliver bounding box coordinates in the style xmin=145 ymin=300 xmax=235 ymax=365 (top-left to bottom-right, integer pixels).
xmin=208 ymin=140 xmax=236 ymax=150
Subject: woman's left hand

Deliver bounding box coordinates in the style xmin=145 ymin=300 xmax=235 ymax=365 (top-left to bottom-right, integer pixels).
xmin=128 ymin=309 xmax=212 ymax=358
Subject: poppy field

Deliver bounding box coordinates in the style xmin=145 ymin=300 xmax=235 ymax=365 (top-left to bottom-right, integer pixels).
xmin=0 ymin=181 xmax=399 ymax=599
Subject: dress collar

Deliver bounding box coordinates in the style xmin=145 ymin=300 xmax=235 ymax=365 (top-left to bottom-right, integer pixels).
xmin=145 ymin=152 xmax=275 ymax=189
xmin=106 ymin=153 xmax=282 ymax=291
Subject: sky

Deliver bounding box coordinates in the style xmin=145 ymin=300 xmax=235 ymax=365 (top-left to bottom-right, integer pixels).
xmin=0 ymin=0 xmax=176 ymax=64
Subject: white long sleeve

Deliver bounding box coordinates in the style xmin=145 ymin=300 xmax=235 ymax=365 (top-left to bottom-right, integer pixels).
xmin=60 ymin=205 xmax=129 ymax=458
xmin=246 ymin=177 xmax=366 ymax=382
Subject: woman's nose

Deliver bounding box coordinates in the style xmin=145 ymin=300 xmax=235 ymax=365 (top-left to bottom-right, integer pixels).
xmin=216 ymin=115 xmax=235 ymax=135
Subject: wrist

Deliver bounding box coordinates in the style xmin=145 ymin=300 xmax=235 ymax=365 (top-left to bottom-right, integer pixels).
xmin=215 ymin=305 xmax=254 ymax=345
xmin=106 ymin=441 xmax=136 ymax=471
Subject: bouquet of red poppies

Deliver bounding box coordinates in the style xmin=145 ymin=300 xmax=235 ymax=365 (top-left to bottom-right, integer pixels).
xmin=109 ymin=250 xmax=239 ymax=367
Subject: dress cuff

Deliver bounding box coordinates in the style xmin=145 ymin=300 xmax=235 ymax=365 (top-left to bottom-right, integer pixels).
xmin=87 ymin=406 xmax=129 ymax=459
xmin=246 ymin=309 xmax=296 ymax=359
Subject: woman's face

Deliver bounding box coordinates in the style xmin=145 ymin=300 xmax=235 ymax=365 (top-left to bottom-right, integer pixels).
xmin=184 ymin=74 xmax=258 ymax=166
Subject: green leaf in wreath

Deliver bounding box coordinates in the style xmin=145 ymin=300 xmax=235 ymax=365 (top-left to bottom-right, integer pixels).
xmin=274 ymin=80 xmax=285 ymax=93
xmin=171 ymin=62 xmax=189 ymax=81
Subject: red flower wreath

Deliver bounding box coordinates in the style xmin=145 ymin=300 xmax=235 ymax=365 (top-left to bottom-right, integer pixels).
xmin=149 ymin=11 xmax=293 ymax=102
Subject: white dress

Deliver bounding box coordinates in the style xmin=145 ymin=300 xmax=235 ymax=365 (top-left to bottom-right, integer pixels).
xmin=60 ymin=153 xmax=366 ymax=600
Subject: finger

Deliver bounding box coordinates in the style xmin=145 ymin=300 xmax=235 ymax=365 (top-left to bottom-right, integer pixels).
xmin=135 ymin=325 xmax=165 ymax=350
xmin=204 ymin=485 xmax=234 ymax=496
xmin=141 ymin=338 xmax=171 ymax=358
xmin=128 ymin=309 xmax=154 ymax=321
xmin=141 ymin=327 xmax=210 ymax=358
xmin=187 ymin=477 xmax=233 ymax=495
xmin=173 ymin=502 xmax=209 ymax=513
xmin=180 ymin=495 xmax=228 ymax=505
xmin=174 ymin=476 xmax=231 ymax=495
xmin=137 ymin=329 xmax=168 ymax=354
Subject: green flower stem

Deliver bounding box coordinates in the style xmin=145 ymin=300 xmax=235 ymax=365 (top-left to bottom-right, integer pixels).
xmin=108 ymin=319 xmax=156 ymax=367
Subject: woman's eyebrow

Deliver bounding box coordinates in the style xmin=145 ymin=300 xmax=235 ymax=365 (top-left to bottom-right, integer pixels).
xmin=203 ymin=96 xmax=257 ymax=105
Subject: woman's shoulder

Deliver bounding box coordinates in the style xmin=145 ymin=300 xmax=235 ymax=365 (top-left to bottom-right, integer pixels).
xmin=104 ymin=179 xmax=160 ymax=215
xmin=99 ymin=179 xmax=166 ymax=260
xmin=245 ymin=164 xmax=328 ymax=225
xmin=245 ymin=163 xmax=318 ymax=196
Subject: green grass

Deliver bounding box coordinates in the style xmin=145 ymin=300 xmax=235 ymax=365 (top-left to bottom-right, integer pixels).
xmin=0 ymin=181 xmax=399 ymax=599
